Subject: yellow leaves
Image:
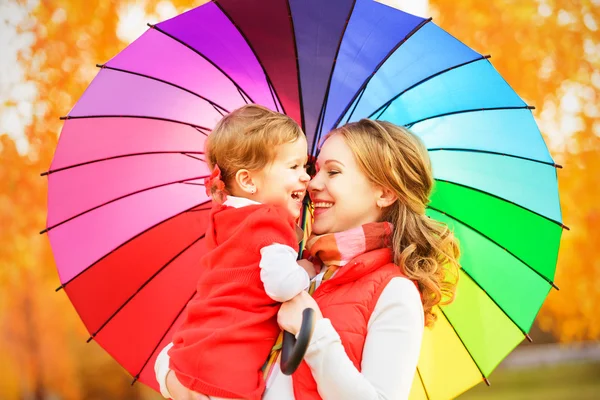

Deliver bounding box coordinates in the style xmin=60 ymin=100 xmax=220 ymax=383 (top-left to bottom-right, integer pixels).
xmin=1 ymin=269 xmax=82 ymax=400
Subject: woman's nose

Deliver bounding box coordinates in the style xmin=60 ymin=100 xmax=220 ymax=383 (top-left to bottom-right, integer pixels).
xmin=308 ymin=175 xmax=322 ymax=192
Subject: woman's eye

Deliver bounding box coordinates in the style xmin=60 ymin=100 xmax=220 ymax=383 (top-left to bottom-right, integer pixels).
xmin=328 ymin=171 xmax=340 ymax=176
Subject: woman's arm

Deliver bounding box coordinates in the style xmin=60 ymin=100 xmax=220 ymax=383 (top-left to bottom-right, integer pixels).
xmin=303 ymin=277 xmax=424 ymax=400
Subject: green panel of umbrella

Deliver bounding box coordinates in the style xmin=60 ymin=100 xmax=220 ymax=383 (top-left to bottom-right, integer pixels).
xmin=418 ymin=113 xmax=564 ymax=380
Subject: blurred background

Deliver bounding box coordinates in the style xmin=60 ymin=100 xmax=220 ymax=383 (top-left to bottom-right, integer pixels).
xmin=0 ymin=0 xmax=598 ymax=398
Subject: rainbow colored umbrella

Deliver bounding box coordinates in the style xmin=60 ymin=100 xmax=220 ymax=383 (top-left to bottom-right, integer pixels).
xmin=44 ymin=0 xmax=563 ymax=398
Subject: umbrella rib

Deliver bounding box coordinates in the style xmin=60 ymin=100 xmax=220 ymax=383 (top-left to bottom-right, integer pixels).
xmin=86 ymin=233 xmax=206 ymax=344
xmin=188 ymin=206 xmax=213 ymax=211
xmin=182 ymin=153 xmax=205 ymax=162
xmin=149 ymin=24 xmax=255 ymax=105
xmin=415 ymin=367 xmax=430 ymax=400
xmin=332 ymin=17 xmax=433 ymax=129
xmin=286 ymin=0 xmax=306 ymax=132
xmin=344 ymin=86 xmax=366 ymax=125
xmin=312 ymin=104 xmax=327 ymax=155
xmin=404 ymin=106 xmax=535 ymax=128
xmin=374 ymin=102 xmax=391 ymax=120
xmin=59 ymin=115 xmax=212 ymax=133
xmin=428 ymin=148 xmax=562 ymax=169
xmin=212 ymin=1 xmax=286 ymax=115
xmin=132 ymin=289 xmax=198 ymax=385
xmin=42 ymin=174 xmax=209 ymax=234
xmin=56 ymin=200 xmax=211 ymax=290
xmin=267 ymin=79 xmax=281 ymax=113
xmin=459 ymin=267 xmax=534 ymax=342
xmin=438 ymin=305 xmax=491 ymax=386
xmin=195 ymin=126 xmax=211 ymax=136
xmin=427 ymin=203 xmax=559 ymax=290
xmin=367 ymin=55 xmax=491 ymax=120
xmin=96 ymin=64 xmax=231 ymax=114
xmin=311 ymin=0 xmax=357 ymax=156
xmin=42 ymin=151 xmax=206 ymax=176
xmin=433 ymin=178 xmax=567 ymax=231
xmin=237 ymin=86 xmax=250 ymax=104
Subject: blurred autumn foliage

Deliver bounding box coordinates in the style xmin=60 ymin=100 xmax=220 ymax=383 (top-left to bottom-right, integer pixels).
xmin=0 ymin=0 xmax=598 ymax=399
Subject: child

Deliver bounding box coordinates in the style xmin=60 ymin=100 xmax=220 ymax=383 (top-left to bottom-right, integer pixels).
xmin=166 ymin=105 xmax=314 ymax=400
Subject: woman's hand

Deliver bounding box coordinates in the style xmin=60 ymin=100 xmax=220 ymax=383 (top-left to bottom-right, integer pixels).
xmin=278 ymin=291 xmax=323 ymax=335
xmin=166 ymin=370 xmax=210 ymax=400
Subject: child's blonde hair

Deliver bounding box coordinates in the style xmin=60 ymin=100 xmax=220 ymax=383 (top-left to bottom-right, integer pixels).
xmin=329 ymin=119 xmax=460 ymax=327
xmin=206 ymin=104 xmax=303 ymax=190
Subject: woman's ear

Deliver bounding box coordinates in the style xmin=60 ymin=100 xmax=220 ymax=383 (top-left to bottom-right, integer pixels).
xmin=234 ymin=169 xmax=257 ymax=195
xmin=376 ymin=186 xmax=397 ymax=209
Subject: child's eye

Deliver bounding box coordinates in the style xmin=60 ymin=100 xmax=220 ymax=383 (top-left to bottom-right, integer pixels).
xmin=291 ymin=164 xmax=298 ymax=169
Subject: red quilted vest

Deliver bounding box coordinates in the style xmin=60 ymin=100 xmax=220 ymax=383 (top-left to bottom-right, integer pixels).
xmin=292 ymin=247 xmax=406 ymax=400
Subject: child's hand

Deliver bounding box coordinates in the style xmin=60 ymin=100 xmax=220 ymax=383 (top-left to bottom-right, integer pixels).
xmin=297 ymin=259 xmax=317 ymax=279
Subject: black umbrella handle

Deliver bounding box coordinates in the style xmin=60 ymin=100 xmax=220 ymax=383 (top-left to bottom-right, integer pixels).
xmin=280 ymin=308 xmax=316 ymax=375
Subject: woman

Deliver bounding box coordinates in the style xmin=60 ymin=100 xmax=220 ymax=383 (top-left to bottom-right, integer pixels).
xmin=157 ymin=119 xmax=460 ymax=400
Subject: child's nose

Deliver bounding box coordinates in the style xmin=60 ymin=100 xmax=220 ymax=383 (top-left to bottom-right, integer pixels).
xmin=300 ymin=170 xmax=310 ymax=182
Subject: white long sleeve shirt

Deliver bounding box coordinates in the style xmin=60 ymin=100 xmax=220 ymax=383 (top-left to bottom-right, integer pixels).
xmin=156 ymin=276 xmax=423 ymax=399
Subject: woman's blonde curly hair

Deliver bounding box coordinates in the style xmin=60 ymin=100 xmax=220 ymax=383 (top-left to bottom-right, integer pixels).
xmin=329 ymin=119 xmax=460 ymax=326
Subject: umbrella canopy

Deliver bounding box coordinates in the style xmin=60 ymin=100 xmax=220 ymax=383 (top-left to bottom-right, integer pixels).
xmin=44 ymin=0 xmax=564 ymax=398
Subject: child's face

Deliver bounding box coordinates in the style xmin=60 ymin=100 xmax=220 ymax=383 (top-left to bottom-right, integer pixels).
xmin=253 ymin=136 xmax=310 ymax=220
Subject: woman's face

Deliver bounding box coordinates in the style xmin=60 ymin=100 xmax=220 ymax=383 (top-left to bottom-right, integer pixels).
xmin=308 ymin=134 xmax=382 ymax=235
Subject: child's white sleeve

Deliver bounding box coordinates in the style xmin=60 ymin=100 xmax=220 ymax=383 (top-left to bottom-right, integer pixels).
xmin=154 ymin=342 xmax=173 ymax=398
xmin=259 ymin=243 xmax=310 ymax=302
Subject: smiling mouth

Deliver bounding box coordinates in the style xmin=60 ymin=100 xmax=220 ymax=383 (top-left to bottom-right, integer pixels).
xmin=313 ymin=202 xmax=334 ymax=209
xmin=291 ymin=191 xmax=305 ymax=203
xmin=312 ymin=202 xmax=333 ymax=217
